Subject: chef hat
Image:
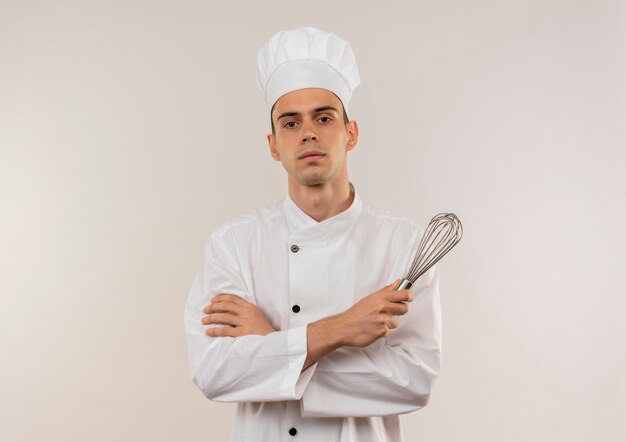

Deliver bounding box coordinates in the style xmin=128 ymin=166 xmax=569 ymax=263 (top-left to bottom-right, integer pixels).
xmin=256 ymin=26 xmax=360 ymax=111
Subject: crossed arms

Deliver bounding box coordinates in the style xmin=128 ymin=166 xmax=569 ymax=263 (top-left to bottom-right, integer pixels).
xmin=184 ymin=230 xmax=441 ymax=417
xmin=202 ymin=280 xmax=413 ymax=371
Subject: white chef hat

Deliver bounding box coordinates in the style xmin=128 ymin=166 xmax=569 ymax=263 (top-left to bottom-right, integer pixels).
xmin=256 ymin=26 xmax=360 ymax=111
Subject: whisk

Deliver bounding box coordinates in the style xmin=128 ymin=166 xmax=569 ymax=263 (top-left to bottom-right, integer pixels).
xmin=395 ymin=213 xmax=463 ymax=290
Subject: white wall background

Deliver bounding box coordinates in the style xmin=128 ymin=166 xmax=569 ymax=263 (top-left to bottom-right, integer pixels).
xmin=1 ymin=0 xmax=625 ymax=440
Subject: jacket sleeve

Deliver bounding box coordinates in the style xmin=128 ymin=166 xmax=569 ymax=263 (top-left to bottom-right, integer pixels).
xmin=184 ymin=231 xmax=316 ymax=403
xmin=301 ymin=232 xmax=443 ymax=418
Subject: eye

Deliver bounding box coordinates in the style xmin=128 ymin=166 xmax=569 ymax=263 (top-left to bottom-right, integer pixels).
xmin=283 ymin=121 xmax=298 ymax=128
xmin=318 ymin=116 xmax=333 ymax=123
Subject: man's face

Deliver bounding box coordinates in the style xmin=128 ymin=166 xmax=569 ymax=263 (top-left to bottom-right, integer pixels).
xmin=267 ymin=88 xmax=358 ymax=187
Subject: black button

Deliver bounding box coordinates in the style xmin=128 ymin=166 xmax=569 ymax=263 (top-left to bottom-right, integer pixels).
xmin=289 ymin=427 xmax=297 ymax=436
xmin=290 ymin=245 xmax=300 ymax=253
xmin=292 ymin=305 xmax=301 ymax=313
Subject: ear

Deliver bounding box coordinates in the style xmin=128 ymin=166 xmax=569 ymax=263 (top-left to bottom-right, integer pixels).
xmin=267 ymin=133 xmax=281 ymax=161
xmin=345 ymin=120 xmax=359 ymax=152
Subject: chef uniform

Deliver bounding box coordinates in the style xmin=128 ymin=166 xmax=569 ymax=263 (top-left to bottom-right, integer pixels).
xmin=184 ymin=27 xmax=442 ymax=442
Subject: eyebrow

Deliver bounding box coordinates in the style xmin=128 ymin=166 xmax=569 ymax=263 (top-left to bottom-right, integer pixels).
xmin=276 ymin=106 xmax=340 ymax=121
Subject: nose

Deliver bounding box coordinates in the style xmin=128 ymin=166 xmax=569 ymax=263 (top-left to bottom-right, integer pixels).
xmin=301 ymin=122 xmax=318 ymax=143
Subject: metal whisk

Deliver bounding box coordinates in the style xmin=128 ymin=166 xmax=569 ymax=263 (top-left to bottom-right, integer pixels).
xmin=395 ymin=213 xmax=463 ymax=290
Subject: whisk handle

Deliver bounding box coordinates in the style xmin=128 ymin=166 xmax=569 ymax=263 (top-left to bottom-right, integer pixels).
xmin=394 ymin=278 xmax=413 ymax=291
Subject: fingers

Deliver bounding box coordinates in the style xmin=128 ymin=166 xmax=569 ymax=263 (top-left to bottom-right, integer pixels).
xmin=211 ymin=294 xmax=250 ymax=305
xmin=379 ymin=289 xmax=412 ymax=316
xmin=386 ymin=289 xmax=413 ymax=303
xmin=205 ymin=326 xmax=239 ymax=338
xmin=386 ymin=301 xmax=409 ymax=316
xmin=202 ymin=294 xmax=251 ymax=316
xmin=387 ymin=317 xmax=399 ymax=330
xmin=203 ymin=301 xmax=244 ymax=315
xmin=385 ymin=279 xmax=401 ymax=290
xmin=201 ymin=312 xmax=239 ymax=327
xmin=200 ymin=294 xmax=276 ymax=338
xmin=382 ymin=317 xmax=399 ymax=337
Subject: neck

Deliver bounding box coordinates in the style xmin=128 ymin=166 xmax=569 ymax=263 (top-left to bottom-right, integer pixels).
xmin=287 ymin=178 xmax=355 ymax=222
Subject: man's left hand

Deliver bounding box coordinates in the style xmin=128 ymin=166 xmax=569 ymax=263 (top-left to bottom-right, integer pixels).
xmin=201 ymin=294 xmax=277 ymax=337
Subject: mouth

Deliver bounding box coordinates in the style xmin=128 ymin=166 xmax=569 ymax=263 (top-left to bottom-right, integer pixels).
xmin=298 ymin=150 xmax=326 ymax=160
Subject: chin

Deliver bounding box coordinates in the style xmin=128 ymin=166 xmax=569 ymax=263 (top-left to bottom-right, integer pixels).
xmin=299 ymin=178 xmax=326 ymax=186
xmin=297 ymin=173 xmax=330 ymax=186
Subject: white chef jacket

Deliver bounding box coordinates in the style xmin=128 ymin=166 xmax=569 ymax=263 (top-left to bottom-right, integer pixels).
xmin=184 ymin=186 xmax=442 ymax=442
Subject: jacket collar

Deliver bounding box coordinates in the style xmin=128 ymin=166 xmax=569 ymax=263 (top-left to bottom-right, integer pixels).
xmin=283 ymin=182 xmax=362 ymax=238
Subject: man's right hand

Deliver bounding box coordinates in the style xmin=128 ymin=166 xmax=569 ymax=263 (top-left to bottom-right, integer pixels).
xmin=336 ymin=279 xmax=413 ymax=347
xmin=303 ymin=279 xmax=413 ymax=370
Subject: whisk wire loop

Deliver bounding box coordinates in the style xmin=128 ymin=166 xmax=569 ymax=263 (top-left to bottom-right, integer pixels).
xmin=395 ymin=213 xmax=462 ymax=290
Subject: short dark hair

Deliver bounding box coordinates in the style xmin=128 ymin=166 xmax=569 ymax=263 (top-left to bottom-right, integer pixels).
xmin=270 ymin=101 xmax=350 ymax=135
